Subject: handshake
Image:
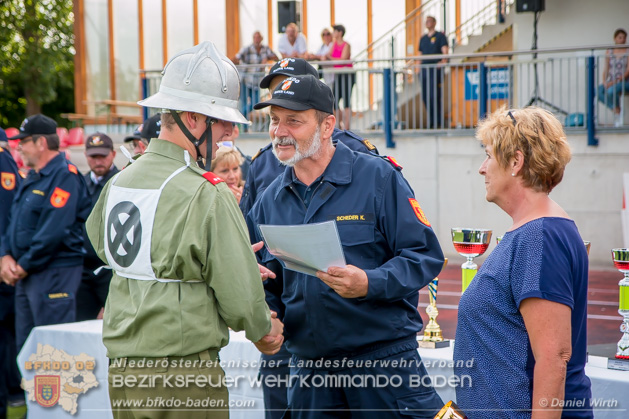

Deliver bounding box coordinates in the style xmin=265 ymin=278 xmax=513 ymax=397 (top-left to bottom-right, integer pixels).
xmin=254 ymin=310 xmax=284 ymax=355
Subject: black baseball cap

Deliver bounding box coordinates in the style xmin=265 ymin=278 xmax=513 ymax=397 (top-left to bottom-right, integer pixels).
xmin=85 ymin=132 xmax=114 ymax=156
xmin=9 ymin=114 xmax=57 ymax=140
xmin=259 ymin=58 xmax=319 ymax=89
xmin=253 ymin=75 xmax=334 ymax=114
xmin=124 ymin=113 xmax=161 ymax=143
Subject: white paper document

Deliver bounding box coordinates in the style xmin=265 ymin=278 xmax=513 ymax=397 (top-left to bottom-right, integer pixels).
xmin=258 ymin=221 xmax=347 ymax=276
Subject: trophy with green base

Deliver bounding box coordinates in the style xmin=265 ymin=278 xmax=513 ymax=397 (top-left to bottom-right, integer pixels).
xmin=418 ymin=259 xmax=451 ymax=349
xmin=451 ymin=228 xmax=492 ymax=293
xmin=608 ymin=248 xmax=629 ymax=370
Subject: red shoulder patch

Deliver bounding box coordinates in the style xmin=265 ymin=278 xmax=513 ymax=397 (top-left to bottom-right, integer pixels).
xmin=202 ymin=172 xmax=225 ymax=185
xmin=68 ymin=164 xmax=78 ymax=175
xmin=409 ymin=198 xmax=431 ymax=227
xmin=386 ymin=156 xmax=403 ymax=170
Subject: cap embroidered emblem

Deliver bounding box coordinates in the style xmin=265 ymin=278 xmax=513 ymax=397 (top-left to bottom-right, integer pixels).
xmin=279 ymin=58 xmax=290 ymax=68
xmin=281 ymin=80 xmax=293 ymax=91
xmin=90 ymin=136 xmax=103 ymax=146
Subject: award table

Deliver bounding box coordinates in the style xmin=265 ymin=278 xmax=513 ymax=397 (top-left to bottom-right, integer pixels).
xmin=17 ymin=320 xmax=628 ymax=418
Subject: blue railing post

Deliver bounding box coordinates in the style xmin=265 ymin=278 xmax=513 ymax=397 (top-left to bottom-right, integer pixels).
xmin=141 ymin=75 xmax=149 ymax=121
xmin=586 ymin=56 xmax=598 ymax=146
xmin=479 ymin=63 xmax=488 ymax=121
xmin=383 ymin=68 xmax=395 ymax=148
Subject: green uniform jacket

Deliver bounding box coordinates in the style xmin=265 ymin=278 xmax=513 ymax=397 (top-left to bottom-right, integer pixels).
xmin=86 ymin=139 xmax=271 ymax=358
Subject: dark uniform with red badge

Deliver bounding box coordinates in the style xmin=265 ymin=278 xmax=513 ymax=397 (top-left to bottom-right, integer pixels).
xmin=0 ymin=129 xmax=23 ymax=419
xmin=247 ymin=75 xmax=445 ymax=418
xmin=0 ymin=114 xmax=90 ymax=351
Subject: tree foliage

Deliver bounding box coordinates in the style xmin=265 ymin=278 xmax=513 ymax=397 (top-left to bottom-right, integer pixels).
xmin=0 ymin=0 xmax=75 ymax=128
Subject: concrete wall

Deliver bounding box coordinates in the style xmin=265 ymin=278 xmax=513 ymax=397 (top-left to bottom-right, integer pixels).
xmin=234 ymin=130 xmax=629 ymax=268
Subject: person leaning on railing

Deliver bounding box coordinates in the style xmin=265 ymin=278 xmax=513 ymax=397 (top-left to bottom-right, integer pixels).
xmin=597 ymin=28 xmax=629 ymax=127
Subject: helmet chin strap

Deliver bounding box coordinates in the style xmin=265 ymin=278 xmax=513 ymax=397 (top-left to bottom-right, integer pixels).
xmin=169 ymin=110 xmax=215 ymax=170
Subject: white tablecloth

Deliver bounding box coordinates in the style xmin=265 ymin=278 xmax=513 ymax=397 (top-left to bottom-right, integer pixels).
xmin=18 ymin=321 xmax=629 ymax=418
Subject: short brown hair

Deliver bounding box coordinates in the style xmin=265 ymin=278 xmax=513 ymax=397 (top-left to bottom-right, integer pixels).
xmin=476 ymin=106 xmax=571 ymax=193
xmin=614 ymin=28 xmax=627 ymax=39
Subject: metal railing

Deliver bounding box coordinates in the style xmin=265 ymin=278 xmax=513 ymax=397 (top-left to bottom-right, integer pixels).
xmin=141 ymin=45 xmax=628 ymax=147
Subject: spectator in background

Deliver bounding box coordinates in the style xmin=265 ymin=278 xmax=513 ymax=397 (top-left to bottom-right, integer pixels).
xmin=278 ymin=23 xmax=307 ymax=59
xmin=211 ymin=146 xmax=245 ymax=204
xmin=234 ymin=31 xmax=279 ymax=120
xmin=76 ymin=133 xmax=119 ymax=321
xmin=0 ymin=127 xmax=24 ymax=419
xmin=123 ymin=112 xmax=162 ymax=156
xmin=326 ymin=24 xmax=355 ymax=130
xmin=597 ymin=28 xmax=629 ymax=127
xmin=418 ymin=15 xmax=449 ymax=129
xmin=307 ymin=27 xmax=335 ymax=87
xmin=0 ymin=114 xmax=91 ymax=351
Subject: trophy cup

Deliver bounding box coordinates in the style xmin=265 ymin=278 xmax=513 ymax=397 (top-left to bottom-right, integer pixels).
xmin=451 ymin=228 xmax=492 ymax=293
xmin=434 ymin=401 xmax=467 ymax=419
xmin=418 ymin=259 xmax=450 ymax=349
xmin=610 ymin=248 xmax=629 ymax=367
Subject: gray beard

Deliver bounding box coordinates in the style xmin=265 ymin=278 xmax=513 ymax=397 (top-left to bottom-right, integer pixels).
xmin=272 ymin=126 xmax=321 ymax=167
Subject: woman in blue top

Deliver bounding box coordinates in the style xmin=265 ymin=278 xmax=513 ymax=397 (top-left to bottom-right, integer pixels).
xmin=454 ymin=106 xmax=592 ymax=418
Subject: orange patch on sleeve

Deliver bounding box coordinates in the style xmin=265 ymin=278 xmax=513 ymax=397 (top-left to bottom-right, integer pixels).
xmin=408 ymin=198 xmax=431 ymax=226
xmin=68 ymin=164 xmax=78 ymax=174
xmin=50 ymin=187 xmax=71 ymax=208
xmin=1 ymin=172 xmax=16 ymax=190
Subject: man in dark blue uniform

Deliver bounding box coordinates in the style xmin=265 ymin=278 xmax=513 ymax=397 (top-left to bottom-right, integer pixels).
xmin=76 ymin=133 xmax=119 ymax=321
xmin=241 ymin=59 xmax=384 ymax=418
xmin=239 ymin=58 xmax=380 ymax=217
xmin=0 ymin=127 xmax=23 ymax=419
xmin=247 ymin=75 xmax=445 ymax=418
xmin=0 ymin=114 xmax=90 ymax=351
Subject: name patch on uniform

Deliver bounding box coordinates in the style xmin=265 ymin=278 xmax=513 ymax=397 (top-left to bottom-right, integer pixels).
xmin=408 ymin=198 xmax=431 ymax=227
xmin=329 ymin=213 xmax=374 ymax=223
xmin=32 ymin=189 xmax=45 ymax=196
xmin=48 ymin=293 xmax=69 ymax=299
xmin=50 ymin=188 xmax=70 ymax=208
xmin=1 ymin=172 xmax=16 ymax=190
xmin=202 ymin=172 xmax=224 ymax=185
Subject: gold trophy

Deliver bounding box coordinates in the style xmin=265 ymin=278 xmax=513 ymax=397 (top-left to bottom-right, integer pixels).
xmin=418 ymin=259 xmax=450 ymax=349
xmin=434 ymin=401 xmax=467 ymax=419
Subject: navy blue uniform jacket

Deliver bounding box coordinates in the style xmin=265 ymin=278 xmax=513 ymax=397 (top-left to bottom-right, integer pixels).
xmin=1 ymin=153 xmax=91 ymax=273
xmin=240 ymin=129 xmax=378 ymax=217
xmin=247 ymin=141 xmax=444 ymax=360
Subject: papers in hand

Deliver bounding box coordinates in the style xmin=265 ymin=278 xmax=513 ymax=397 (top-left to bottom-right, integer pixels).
xmin=258 ymin=221 xmax=346 ymax=276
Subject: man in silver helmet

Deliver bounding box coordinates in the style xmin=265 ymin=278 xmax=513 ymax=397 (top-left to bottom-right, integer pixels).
xmin=86 ymin=42 xmax=283 ymax=418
